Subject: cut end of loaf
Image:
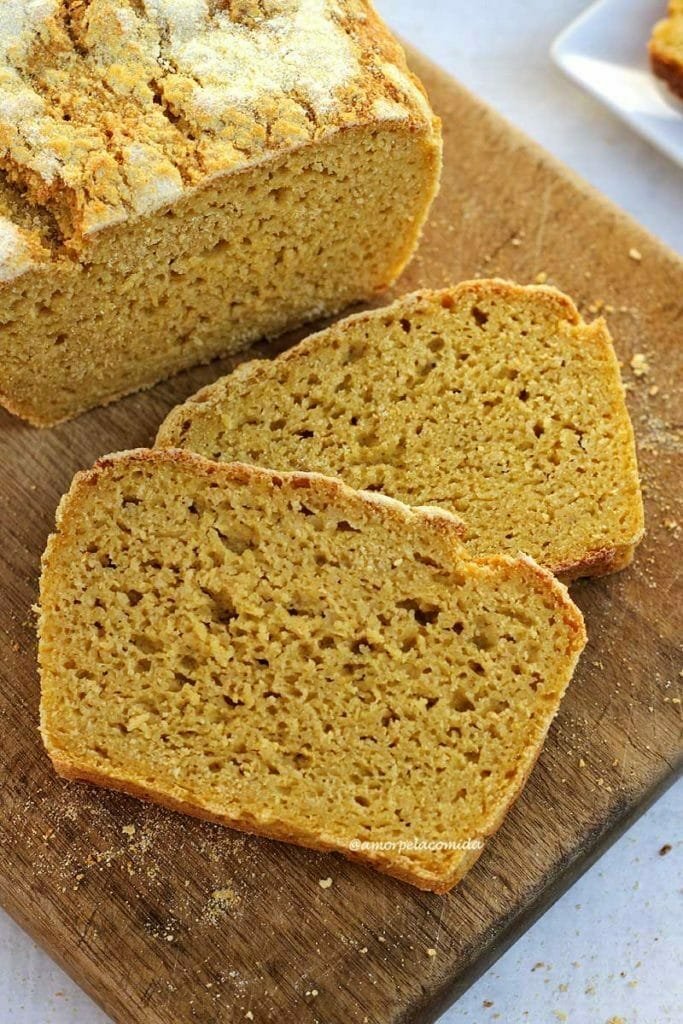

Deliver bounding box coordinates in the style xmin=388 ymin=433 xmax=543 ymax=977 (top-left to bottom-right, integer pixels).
xmin=1 ymin=118 xmax=441 ymax=426
xmin=0 ymin=0 xmax=442 ymax=425
xmin=39 ymin=449 xmax=585 ymax=892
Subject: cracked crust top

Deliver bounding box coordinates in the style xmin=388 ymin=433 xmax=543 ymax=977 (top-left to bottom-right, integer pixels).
xmin=0 ymin=0 xmax=439 ymax=265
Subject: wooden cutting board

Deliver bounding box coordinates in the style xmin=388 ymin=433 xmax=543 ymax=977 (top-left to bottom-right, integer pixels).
xmin=1 ymin=48 xmax=681 ymax=1024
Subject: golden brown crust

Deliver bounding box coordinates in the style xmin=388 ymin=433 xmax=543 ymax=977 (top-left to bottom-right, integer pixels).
xmin=554 ymin=542 xmax=638 ymax=585
xmin=649 ymin=2 xmax=683 ymax=101
xmin=58 ymin=446 xmax=467 ymax=541
xmin=650 ymin=49 xmax=683 ymax=100
xmin=40 ymin=447 xmax=585 ymax=894
xmin=49 ymin=754 xmax=470 ymax=892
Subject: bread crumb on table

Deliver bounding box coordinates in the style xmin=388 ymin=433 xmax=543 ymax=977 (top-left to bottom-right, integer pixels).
xmin=318 ymin=877 xmax=333 ymax=889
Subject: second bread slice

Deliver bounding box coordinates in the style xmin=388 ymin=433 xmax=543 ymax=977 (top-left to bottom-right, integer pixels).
xmin=39 ymin=449 xmax=585 ymax=893
xmin=157 ymin=279 xmax=644 ymax=580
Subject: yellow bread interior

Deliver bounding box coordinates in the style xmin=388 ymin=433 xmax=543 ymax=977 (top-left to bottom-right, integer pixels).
xmin=158 ymin=280 xmax=644 ymax=580
xmin=39 ymin=449 xmax=586 ymax=892
xmin=1 ymin=123 xmax=439 ymax=426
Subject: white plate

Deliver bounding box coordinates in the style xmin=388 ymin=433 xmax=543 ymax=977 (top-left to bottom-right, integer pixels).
xmin=552 ymin=0 xmax=683 ymax=167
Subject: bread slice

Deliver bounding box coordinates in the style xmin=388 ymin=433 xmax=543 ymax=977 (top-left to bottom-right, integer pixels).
xmin=0 ymin=1 xmax=440 ymax=426
xmin=650 ymin=1 xmax=683 ymax=100
xmin=157 ymin=280 xmax=644 ymax=581
xmin=39 ymin=448 xmax=585 ymax=893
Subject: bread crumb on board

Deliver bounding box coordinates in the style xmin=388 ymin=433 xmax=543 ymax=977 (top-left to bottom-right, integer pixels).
xmin=318 ymin=877 xmax=333 ymax=889
xmin=212 ymin=888 xmax=240 ymax=908
xmin=630 ymin=353 xmax=650 ymax=378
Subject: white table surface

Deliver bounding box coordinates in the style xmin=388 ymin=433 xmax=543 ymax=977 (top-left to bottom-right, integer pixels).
xmin=1 ymin=2 xmax=680 ymax=1022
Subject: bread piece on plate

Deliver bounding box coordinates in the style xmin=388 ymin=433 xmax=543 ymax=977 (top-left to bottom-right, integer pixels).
xmin=0 ymin=1 xmax=441 ymax=426
xmin=650 ymin=1 xmax=683 ymax=100
xmin=39 ymin=448 xmax=585 ymax=893
xmin=157 ymin=279 xmax=644 ymax=582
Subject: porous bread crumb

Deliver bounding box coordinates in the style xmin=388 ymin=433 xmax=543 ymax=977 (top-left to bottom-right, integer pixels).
xmin=0 ymin=0 xmax=441 ymax=425
xmin=38 ymin=448 xmax=585 ymax=894
xmin=158 ymin=279 xmax=644 ymax=580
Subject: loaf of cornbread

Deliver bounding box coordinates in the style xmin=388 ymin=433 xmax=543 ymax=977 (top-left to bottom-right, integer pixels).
xmin=158 ymin=280 xmax=644 ymax=581
xmin=0 ymin=1 xmax=441 ymax=426
xmin=39 ymin=449 xmax=586 ymax=893
xmin=650 ymin=1 xmax=683 ymax=99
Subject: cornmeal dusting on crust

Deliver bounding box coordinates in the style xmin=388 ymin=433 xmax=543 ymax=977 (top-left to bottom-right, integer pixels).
xmin=0 ymin=214 xmax=34 ymax=282
xmin=0 ymin=0 xmax=437 ymax=242
xmin=145 ymin=0 xmax=357 ymax=119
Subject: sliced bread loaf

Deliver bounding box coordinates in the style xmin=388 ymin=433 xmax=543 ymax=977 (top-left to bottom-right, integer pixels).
xmin=39 ymin=448 xmax=585 ymax=893
xmin=650 ymin=1 xmax=683 ymax=100
xmin=0 ymin=1 xmax=440 ymax=425
xmin=157 ymin=280 xmax=644 ymax=581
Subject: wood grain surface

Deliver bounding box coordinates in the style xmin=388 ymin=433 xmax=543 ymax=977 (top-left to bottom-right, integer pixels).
xmin=0 ymin=49 xmax=681 ymax=1024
